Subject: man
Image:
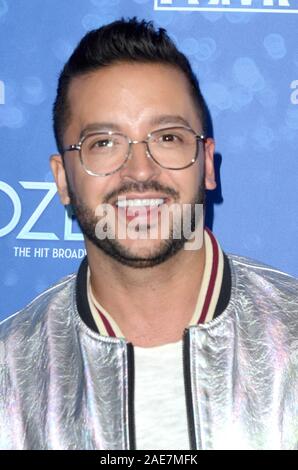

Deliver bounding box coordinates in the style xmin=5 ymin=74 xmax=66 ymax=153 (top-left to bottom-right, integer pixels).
xmin=0 ymin=18 xmax=297 ymax=450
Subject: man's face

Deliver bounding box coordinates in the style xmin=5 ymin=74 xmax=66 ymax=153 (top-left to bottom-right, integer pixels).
xmin=51 ymin=62 xmax=216 ymax=267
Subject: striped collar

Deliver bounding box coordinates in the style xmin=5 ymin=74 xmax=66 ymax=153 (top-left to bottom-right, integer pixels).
xmin=87 ymin=270 xmax=125 ymax=338
xmin=86 ymin=228 xmax=227 ymax=338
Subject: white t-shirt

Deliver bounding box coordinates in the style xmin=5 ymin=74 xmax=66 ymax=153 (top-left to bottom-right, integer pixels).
xmin=134 ymin=340 xmax=189 ymax=450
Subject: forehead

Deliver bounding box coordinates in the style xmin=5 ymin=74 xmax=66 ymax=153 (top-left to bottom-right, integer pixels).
xmin=66 ymin=62 xmax=201 ymax=136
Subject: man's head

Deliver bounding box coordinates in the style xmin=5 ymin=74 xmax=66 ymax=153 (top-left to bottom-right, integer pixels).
xmin=53 ymin=17 xmax=210 ymax=155
xmin=51 ymin=18 xmax=216 ymax=268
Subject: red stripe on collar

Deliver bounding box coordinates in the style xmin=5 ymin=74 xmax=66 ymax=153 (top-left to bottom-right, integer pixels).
xmin=198 ymin=227 xmax=219 ymax=324
xmin=97 ymin=308 xmax=116 ymax=337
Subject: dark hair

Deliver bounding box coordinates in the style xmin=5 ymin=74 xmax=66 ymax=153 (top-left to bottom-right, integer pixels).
xmin=53 ymin=17 xmax=209 ymax=155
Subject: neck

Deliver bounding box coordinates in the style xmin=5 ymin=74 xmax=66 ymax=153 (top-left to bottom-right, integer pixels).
xmin=85 ymin=239 xmax=206 ymax=347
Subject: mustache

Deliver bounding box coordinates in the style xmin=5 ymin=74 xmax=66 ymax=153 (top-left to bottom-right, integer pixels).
xmin=103 ymin=181 xmax=179 ymax=204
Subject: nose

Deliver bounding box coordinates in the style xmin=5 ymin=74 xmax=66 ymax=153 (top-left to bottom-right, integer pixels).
xmin=119 ymin=140 xmax=161 ymax=183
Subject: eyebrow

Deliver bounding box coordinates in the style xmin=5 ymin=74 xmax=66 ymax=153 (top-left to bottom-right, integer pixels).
xmin=79 ymin=115 xmax=192 ymax=138
xmin=149 ymin=114 xmax=192 ymax=128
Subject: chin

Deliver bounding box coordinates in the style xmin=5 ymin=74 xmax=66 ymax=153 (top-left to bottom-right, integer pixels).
xmin=90 ymin=235 xmax=185 ymax=269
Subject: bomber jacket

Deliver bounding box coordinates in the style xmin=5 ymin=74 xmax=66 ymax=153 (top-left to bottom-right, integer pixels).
xmin=0 ymin=254 xmax=297 ymax=450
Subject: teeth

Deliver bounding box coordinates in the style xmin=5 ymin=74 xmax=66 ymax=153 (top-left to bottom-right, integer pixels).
xmin=116 ymin=198 xmax=164 ymax=208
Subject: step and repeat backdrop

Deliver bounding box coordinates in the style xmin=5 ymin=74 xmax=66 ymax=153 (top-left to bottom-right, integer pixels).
xmin=0 ymin=0 xmax=298 ymax=320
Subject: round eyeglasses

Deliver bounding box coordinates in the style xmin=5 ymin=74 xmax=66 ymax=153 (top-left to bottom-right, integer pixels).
xmin=63 ymin=126 xmax=206 ymax=177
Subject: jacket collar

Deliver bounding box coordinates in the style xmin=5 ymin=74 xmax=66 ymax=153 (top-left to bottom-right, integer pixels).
xmin=76 ymin=230 xmax=232 ymax=337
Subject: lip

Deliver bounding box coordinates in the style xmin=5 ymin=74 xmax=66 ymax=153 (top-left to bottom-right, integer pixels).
xmin=113 ymin=194 xmax=168 ymax=224
xmin=117 ymin=205 xmax=161 ymax=224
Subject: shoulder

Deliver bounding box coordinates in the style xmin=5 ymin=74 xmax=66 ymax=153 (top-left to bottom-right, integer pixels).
xmin=227 ymin=253 xmax=298 ymax=289
xmin=0 ymin=273 xmax=77 ymax=344
xmin=227 ymin=253 xmax=298 ymax=315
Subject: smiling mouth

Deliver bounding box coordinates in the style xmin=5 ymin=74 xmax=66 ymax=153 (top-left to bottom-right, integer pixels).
xmin=114 ymin=197 xmax=168 ymax=223
xmin=115 ymin=198 xmax=165 ymax=208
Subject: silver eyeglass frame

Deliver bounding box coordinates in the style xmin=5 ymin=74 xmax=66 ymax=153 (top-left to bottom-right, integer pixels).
xmin=62 ymin=126 xmax=206 ymax=177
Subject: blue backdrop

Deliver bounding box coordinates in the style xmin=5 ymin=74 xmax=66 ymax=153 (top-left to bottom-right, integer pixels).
xmin=1 ymin=0 xmax=298 ymax=320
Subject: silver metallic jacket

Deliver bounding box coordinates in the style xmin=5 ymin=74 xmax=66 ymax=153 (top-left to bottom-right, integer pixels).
xmin=0 ymin=254 xmax=297 ymax=450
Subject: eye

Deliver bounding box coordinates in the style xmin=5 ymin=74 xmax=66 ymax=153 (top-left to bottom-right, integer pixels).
xmin=92 ymin=138 xmax=114 ymax=148
xmin=160 ymin=134 xmax=180 ymax=142
xmin=86 ymin=136 xmax=119 ymax=153
xmin=155 ymin=132 xmax=185 ymax=146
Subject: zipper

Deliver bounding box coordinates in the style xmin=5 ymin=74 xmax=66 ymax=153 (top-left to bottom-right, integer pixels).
xmin=126 ymin=342 xmax=136 ymax=450
xmin=183 ymin=328 xmax=197 ymax=450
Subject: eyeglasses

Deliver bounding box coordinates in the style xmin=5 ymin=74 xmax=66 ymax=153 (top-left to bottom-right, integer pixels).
xmin=63 ymin=126 xmax=206 ymax=177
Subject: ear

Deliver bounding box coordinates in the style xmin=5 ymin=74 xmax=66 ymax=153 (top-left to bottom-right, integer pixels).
xmin=204 ymin=138 xmax=216 ymax=190
xmin=50 ymin=154 xmax=71 ymax=205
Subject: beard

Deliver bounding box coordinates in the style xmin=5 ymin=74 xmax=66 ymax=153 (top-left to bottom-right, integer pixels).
xmin=67 ymin=180 xmax=205 ymax=269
